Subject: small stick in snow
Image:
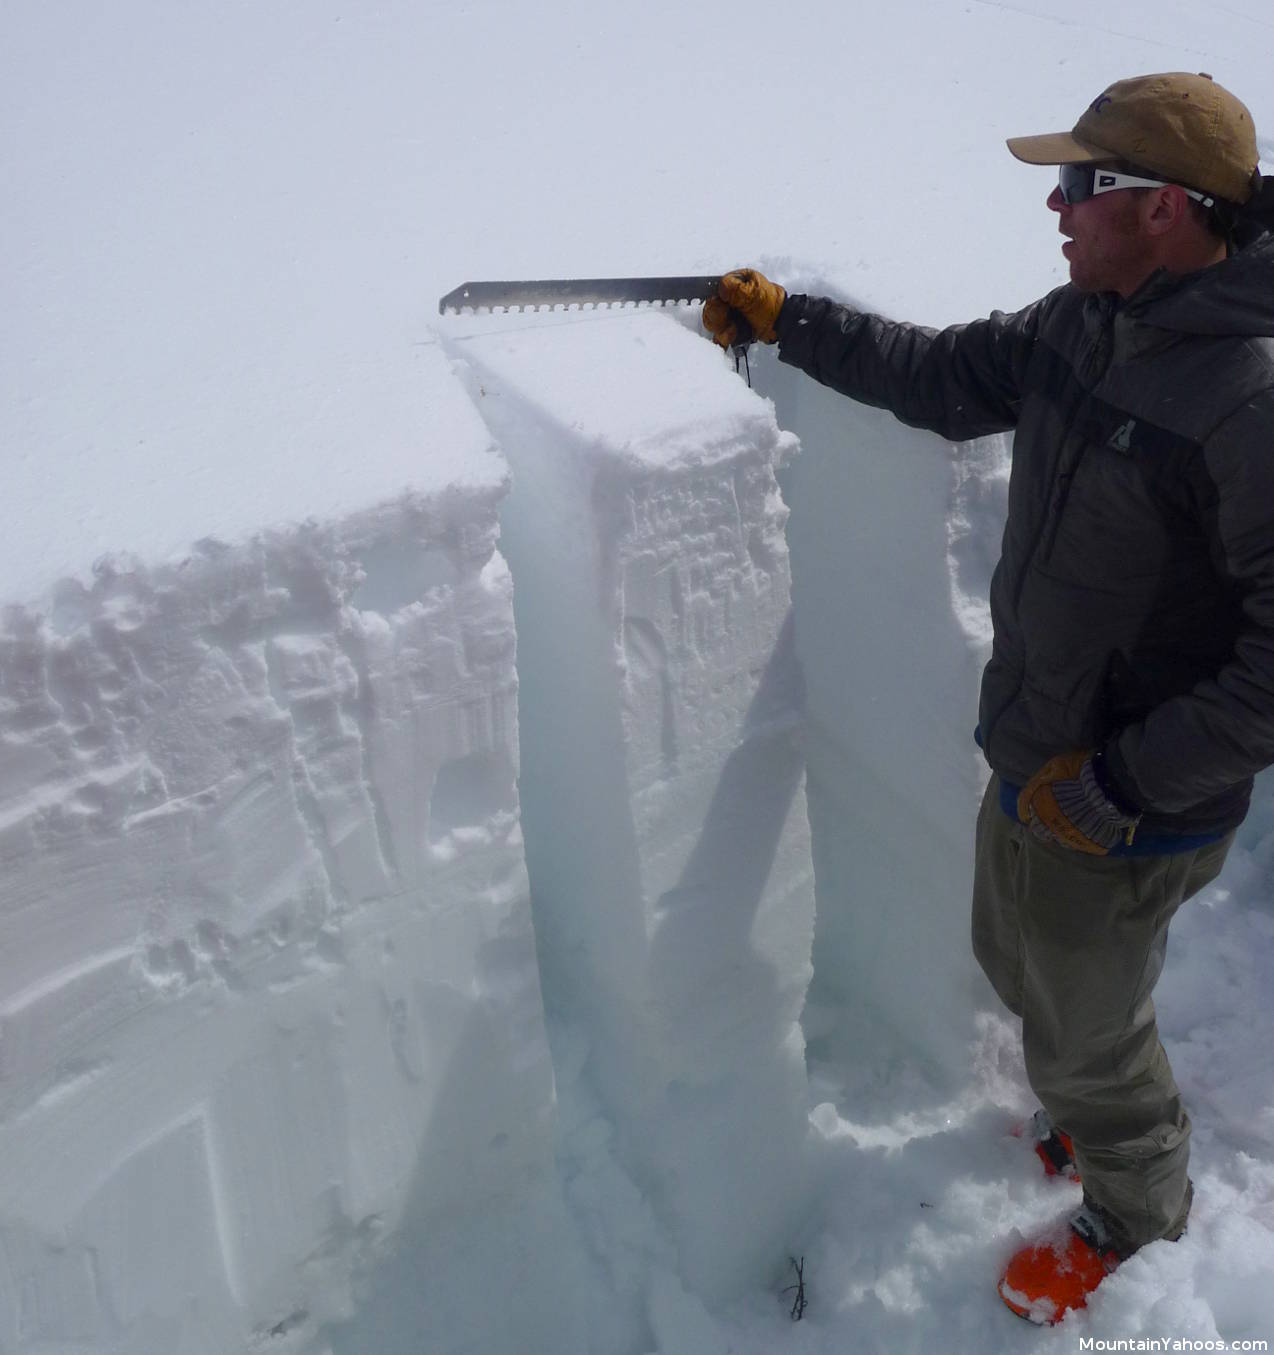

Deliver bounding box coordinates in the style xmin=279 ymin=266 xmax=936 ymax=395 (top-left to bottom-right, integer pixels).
xmin=783 ymin=1255 xmax=807 ymax=1321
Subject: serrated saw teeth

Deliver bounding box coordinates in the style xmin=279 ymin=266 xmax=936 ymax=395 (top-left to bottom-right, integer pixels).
xmin=437 ymin=276 xmax=722 ymax=316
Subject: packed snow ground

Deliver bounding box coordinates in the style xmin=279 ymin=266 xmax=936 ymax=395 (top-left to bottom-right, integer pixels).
xmin=3 ymin=2 xmax=1274 ymax=1353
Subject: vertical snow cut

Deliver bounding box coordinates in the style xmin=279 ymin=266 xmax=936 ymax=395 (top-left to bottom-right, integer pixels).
xmin=761 ymin=342 xmax=995 ymax=1107
xmin=452 ymin=309 xmax=816 ymax=1305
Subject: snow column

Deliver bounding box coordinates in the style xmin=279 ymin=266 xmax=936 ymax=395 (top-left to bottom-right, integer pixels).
xmin=764 ymin=348 xmax=991 ymax=1100
xmin=0 ymin=344 xmax=585 ymax=1355
xmin=453 ymin=310 xmax=815 ymax=1304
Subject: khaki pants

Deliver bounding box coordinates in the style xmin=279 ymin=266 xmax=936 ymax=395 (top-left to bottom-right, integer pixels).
xmin=972 ymin=774 xmax=1232 ymax=1251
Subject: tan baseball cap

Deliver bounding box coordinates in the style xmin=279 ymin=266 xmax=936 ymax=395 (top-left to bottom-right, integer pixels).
xmin=1007 ymin=72 xmax=1259 ymax=205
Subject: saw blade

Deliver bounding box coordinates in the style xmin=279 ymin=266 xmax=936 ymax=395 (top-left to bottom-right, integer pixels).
xmin=438 ymin=276 xmax=721 ymax=315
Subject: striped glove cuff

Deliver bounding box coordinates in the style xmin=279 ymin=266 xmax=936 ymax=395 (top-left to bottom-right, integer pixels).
xmin=1018 ymin=751 xmax=1141 ymax=855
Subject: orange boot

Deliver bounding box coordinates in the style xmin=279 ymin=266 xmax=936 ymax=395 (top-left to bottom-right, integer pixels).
xmin=998 ymin=1204 xmax=1123 ymax=1325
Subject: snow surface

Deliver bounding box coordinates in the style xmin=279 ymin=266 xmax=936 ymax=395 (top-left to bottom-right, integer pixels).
xmin=3 ymin=1 xmax=1274 ymax=1353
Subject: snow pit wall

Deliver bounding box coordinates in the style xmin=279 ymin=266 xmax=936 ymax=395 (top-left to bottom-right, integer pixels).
xmin=0 ymin=491 xmax=584 ymax=1354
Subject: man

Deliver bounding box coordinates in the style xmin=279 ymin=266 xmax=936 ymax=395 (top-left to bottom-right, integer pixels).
xmin=704 ymin=72 xmax=1274 ymax=1323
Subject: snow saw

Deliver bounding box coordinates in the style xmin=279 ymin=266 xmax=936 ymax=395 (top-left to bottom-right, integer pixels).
xmin=437 ymin=276 xmax=756 ymax=374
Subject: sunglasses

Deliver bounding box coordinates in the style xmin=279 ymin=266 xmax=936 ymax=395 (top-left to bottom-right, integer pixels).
xmin=1058 ymin=163 xmax=1215 ymax=209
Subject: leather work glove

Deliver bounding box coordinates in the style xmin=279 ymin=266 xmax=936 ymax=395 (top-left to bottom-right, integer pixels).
xmin=702 ymin=268 xmax=786 ymax=349
xmin=1016 ymin=751 xmax=1141 ymax=856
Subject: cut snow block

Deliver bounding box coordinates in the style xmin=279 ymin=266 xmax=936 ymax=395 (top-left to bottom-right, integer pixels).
xmin=0 ymin=341 xmax=585 ymax=1355
xmin=766 ymin=355 xmax=989 ymax=1100
xmin=453 ymin=310 xmax=815 ymax=1304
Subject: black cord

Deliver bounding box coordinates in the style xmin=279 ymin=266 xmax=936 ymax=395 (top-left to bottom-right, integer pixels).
xmin=733 ymin=345 xmax=752 ymax=388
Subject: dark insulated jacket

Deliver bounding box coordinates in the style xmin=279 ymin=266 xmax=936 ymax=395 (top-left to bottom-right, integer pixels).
xmin=775 ymin=230 xmax=1274 ymax=839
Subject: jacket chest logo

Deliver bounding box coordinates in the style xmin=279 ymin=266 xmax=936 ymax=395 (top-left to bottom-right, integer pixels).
xmin=1107 ymin=418 xmax=1137 ymax=452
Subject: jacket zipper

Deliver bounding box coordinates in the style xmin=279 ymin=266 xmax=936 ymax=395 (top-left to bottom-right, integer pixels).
xmin=1037 ymin=308 xmax=1118 ymax=566
xmin=987 ymin=300 xmax=1119 ymax=764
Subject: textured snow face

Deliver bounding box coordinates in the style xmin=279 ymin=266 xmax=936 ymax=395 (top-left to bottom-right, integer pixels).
xmin=0 ymin=480 xmax=580 ymax=1352
xmin=456 ymin=310 xmax=816 ymax=1305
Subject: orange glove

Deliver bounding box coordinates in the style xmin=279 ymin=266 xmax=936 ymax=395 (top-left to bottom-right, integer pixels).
xmin=702 ymin=268 xmax=786 ymax=349
xmin=1017 ymin=751 xmax=1140 ymax=855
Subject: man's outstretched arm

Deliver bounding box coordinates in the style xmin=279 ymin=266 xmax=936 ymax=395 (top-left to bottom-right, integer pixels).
xmin=774 ymin=289 xmax=1043 ymax=442
xmin=704 ymin=266 xmax=1048 ymax=443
